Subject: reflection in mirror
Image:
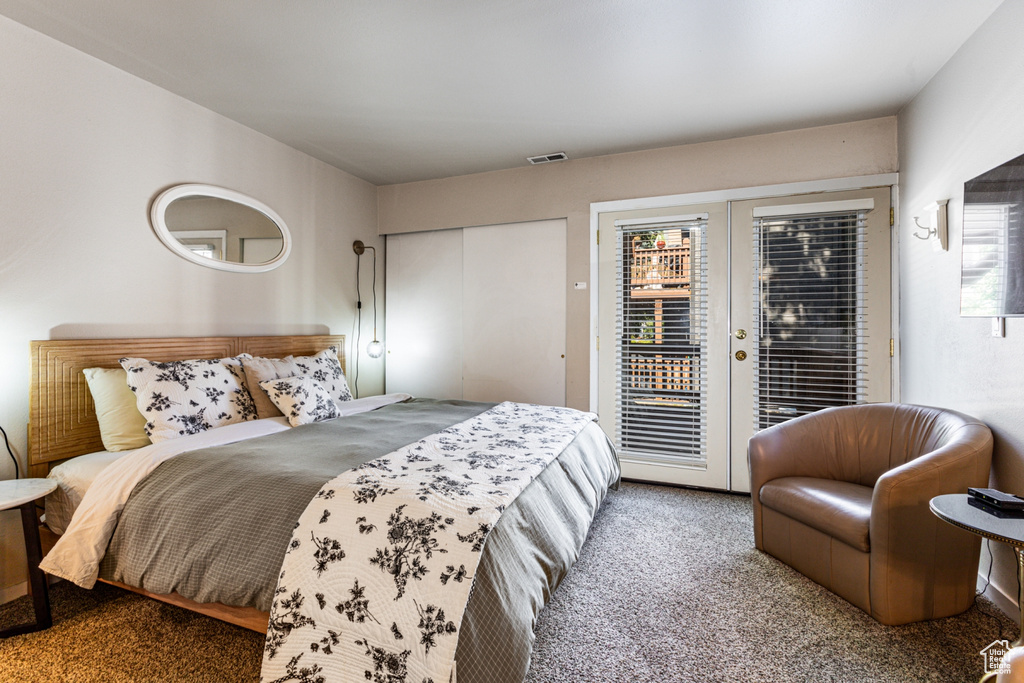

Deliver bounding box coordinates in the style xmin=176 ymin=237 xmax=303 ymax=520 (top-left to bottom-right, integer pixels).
xmin=150 ymin=185 xmax=291 ymax=273
xmin=961 ymin=152 xmax=1024 ymax=316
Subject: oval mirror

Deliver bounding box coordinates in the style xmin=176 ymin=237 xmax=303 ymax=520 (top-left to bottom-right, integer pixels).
xmin=150 ymin=184 xmax=291 ymax=273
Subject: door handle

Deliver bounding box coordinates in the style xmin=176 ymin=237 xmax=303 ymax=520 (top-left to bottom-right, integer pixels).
xmin=735 ymin=350 xmax=747 ymax=361
xmin=735 ymin=329 xmax=747 ymax=340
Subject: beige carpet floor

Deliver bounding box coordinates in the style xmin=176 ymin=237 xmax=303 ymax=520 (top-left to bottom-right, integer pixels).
xmin=0 ymin=483 xmax=1015 ymax=682
xmin=0 ymin=580 xmax=262 ymax=682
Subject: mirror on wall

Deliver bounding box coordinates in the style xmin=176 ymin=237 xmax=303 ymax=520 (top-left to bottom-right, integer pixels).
xmin=150 ymin=184 xmax=291 ymax=273
xmin=961 ymin=152 xmax=1024 ymax=316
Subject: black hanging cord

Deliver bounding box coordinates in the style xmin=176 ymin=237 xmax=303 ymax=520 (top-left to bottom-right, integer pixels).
xmin=352 ymin=239 xmax=378 ymax=399
xmin=372 ymin=248 xmax=378 ymax=340
xmin=1 ymin=424 xmax=18 ymax=479
xmin=354 ymin=250 xmax=363 ymax=398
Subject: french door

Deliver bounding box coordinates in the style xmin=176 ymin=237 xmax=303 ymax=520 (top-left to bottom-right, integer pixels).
xmin=597 ymin=187 xmax=892 ymax=492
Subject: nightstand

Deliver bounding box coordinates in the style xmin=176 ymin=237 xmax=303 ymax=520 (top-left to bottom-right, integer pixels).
xmin=0 ymin=478 xmax=57 ymax=637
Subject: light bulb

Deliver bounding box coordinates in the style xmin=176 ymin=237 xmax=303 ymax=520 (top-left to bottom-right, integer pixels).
xmin=367 ymin=340 xmax=384 ymax=358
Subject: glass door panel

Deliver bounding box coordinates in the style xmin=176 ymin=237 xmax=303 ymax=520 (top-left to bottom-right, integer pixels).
xmin=728 ymin=187 xmax=893 ymax=492
xmin=598 ymin=203 xmax=729 ymax=489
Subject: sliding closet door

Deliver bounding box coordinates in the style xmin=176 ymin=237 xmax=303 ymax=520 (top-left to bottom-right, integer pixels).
xmin=385 ymin=228 xmax=464 ymax=399
xmin=462 ymin=220 xmax=566 ymax=405
xmin=386 ymin=220 xmax=567 ymax=405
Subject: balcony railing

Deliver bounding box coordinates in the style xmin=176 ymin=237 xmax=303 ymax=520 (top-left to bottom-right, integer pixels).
xmin=630 ymin=241 xmax=691 ymax=299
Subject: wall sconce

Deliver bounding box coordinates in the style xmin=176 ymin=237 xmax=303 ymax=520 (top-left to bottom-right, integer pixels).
xmin=351 ymin=240 xmax=383 ymax=398
xmin=912 ymin=199 xmax=949 ymax=250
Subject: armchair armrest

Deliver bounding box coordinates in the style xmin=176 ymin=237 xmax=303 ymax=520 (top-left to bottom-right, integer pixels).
xmin=868 ymin=423 xmax=992 ymax=624
xmin=872 ymin=424 xmax=992 ymax=518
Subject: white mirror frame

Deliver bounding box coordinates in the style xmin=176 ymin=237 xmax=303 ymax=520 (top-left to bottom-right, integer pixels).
xmin=150 ymin=184 xmax=292 ymax=273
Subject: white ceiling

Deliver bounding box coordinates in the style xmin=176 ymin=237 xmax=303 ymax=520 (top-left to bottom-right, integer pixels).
xmin=0 ymin=0 xmax=1005 ymax=185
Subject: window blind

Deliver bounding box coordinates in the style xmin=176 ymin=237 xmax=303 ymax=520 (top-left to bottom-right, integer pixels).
xmin=961 ymin=203 xmax=1016 ymax=315
xmin=752 ymin=210 xmax=868 ymax=430
xmin=615 ymin=218 xmax=708 ymax=463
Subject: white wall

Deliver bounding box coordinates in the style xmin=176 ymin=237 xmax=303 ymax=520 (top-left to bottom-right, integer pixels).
xmin=898 ymin=0 xmax=1024 ymax=620
xmin=0 ymin=15 xmax=384 ymax=597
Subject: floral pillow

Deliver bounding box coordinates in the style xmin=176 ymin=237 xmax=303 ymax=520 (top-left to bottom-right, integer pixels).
xmin=243 ymin=346 xmax=352 ymax=419
xmin=119 ymin=354 xmax=258 ymax=443
xmin=259 ymin=375 xmax=340 ymax=427
xmin=293 ymin=346 xmax=352 ymax=404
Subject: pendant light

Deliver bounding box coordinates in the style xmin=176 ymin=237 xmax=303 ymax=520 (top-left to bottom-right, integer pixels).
xmin=353 ymin=240 xmax=383 ymax=358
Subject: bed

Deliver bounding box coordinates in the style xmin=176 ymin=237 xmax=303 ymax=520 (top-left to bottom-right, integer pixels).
xmin=28 ymin=335 xmax=620 ymax=683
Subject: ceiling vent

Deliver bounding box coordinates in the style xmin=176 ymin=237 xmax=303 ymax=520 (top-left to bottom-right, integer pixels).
xmin=527 ymin=152 xmax=568 ymax=165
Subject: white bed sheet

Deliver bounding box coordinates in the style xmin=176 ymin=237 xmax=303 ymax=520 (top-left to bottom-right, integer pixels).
xmin=45 ymin=450 xmax=128 ymax=535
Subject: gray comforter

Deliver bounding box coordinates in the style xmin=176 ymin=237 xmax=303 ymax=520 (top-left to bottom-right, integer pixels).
xmin=99 ymin=398 xmax=619 ymax=683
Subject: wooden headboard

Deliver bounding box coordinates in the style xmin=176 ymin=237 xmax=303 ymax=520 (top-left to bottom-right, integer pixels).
xmin=28 ymin=335 xmax=345 ymax=477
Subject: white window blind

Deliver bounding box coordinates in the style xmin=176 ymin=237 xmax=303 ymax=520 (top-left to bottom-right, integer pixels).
xmin=615 ymin=218 xmax=708 ymax=463
xmin=961 ymin=203 xmax=1016 ymax=316
xmin=752 ymin=210 xmax=869 ymax=430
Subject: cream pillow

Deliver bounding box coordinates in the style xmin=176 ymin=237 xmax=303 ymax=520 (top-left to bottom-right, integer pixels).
xmin=83 ymin=367 xmax=151 ymax=451
xmin=243 ymin=346 xmax=352 ymax=419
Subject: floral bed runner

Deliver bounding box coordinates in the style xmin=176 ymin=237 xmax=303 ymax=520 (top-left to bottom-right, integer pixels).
xmin=260 ymin=401 xmax=596 ymax=683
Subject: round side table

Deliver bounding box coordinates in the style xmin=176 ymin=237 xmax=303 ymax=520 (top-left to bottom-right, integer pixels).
xmin=0 ymin=478 xmax=58 ymax=638
xmin=930 ymin=493 xmax=1024 ymax=682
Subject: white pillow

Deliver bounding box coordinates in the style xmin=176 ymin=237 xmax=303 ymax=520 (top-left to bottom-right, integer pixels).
xmin=119 ymin=354 xmax=258 ymax=443
xmin=259 ymin=375 xmax=340 ymax=427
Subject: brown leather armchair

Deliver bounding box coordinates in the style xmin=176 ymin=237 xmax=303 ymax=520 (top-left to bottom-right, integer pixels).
xmin=748 ymin=403 xmax=993 ymax=625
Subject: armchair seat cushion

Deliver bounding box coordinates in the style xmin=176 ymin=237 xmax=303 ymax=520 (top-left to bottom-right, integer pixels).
xmin=759 ymin=477 xmax=872 ymax=552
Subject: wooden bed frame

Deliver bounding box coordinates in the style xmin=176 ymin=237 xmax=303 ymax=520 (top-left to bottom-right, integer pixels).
xmin=30 ymin=334 xmax=346 ymax=633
